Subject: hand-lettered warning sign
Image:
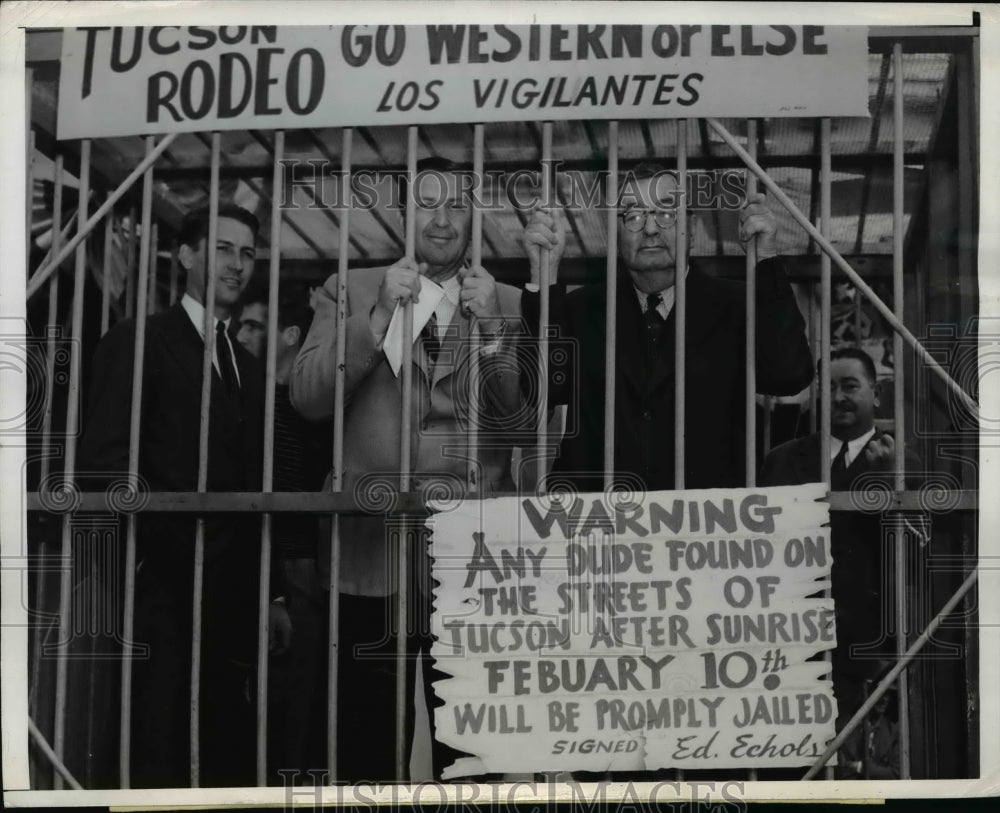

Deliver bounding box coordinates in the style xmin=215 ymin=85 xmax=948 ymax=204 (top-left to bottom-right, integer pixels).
xmin=428 ymin=484 xmax=835 ymax=778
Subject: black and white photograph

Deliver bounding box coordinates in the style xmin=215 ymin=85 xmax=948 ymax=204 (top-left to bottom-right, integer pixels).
xmin=1 ymin=2 xmax=997 ymax=807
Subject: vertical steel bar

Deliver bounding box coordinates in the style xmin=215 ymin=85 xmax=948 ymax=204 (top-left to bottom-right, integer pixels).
xmin=125 ymin=206 xmax=137 ymax=319
xmin=819 ymin=120 xmax=832 ymax=485
xmin=190 ymin=132 xmax=222 ymax=787
xmin=53 ymin=139 xmax=90 ymax=787
xmin=26 ymin=68 xmax=34 ymax=265
xmin=673 ymin=120 xmax=688 ymax=784
xmin=745 ymin=120 xmax=758 ymax=487
xmin=536 ymin=122 xmax=553 ymax=491
xmin=119 ymin=135 xmax=156 ymax=787
xmin=809 ymin=299 xmax=818 ymax=436
xmin=256 ymin=130 xmax=285 ymax=785
xmin=674 ymin=121 xmax=687 ymax=489
xmin=327 ymin=127 xmax=353 ymax=781
xmin=603 ymin=122 xmax=619 ymax=488
xmin=100 ymin=212 xmax=114 ymax=336
xmin=40 ymin=153 xmax=64 ymax=487
xmin=31 ymin=152 xmax=64 ymax=730
xmin=467 ymin=124 xmax=484 ymax=492
xmin=395 ymin=125 xmax=418 ymax=781
xmin=892 ymin=41 xmax=911 ymax=778
xmin=745 ymin=122 xmax=759 ymax=789
xmin=147 ymin=223 xmax=159 ymax=316
xmin=27 ymin=128 xmax=36 ymax=263
xmin=820 ymin=117 xmax=834 ymax=781
xmin=169 ymin=241 xmax=180 ymax=305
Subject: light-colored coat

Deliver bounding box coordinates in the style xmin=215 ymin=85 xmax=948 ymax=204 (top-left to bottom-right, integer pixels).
xmin=291 ymin=265 xmax=529 ymax=595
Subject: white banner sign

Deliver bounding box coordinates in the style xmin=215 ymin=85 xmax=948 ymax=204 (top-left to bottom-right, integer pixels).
xmin=428 ymin=484 xmax=835 ymax=778
xmin=57 ymin=25 xmax=870 ymax=139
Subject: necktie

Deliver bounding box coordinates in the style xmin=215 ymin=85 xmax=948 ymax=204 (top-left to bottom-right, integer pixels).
xmin=645 ymin=293 xmax=665 ymax=326
xmin=421 ymin=314 xmax=441 ymax=366
xmin=831 ymin=442 xmax=849 ymax=488
xmin=216 ymin=320 xmax=239 ymax=397
xmin=643 ymin=294 xmax=665 ymax=378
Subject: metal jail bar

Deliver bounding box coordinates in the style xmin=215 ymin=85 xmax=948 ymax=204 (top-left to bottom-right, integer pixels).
xmin=672 ymin=118 xmax=688 ymax=785
xmin=26 ymin=68 xmax=34 ymax=267
xmin=52 ymin=138 xmax=90 ymax=788
xmin=674 ymin=120 xmax=687 ymax=490
xmin=892 ymin=41 xmax=911 ymax=779
xmin=745 ymin=120 xmax=758 ymax=487
xmin=190 ymin=132 xmax=223 ymax=787
xmin=101 ymin=213 xmax=114 ymax=336
xmin=169 ymin=241 xmax=180 ymax=306
xmin=536 ymin=122 xmax=554 ymax=490
xmin=603 ymin=122 xmax=619 ymax=485
xmin=819 ymin=116 xmax=834 ymax=782
xmin=327 ymin=126 xmax=353 ymax=781
xmin=30 ymin=151 xmax=64 ymax=748
xmin=467 ymin=125 xmax=485 ymax=492
xmin=148 ymin=223 xmax=159 ymax=316
xmin=256 ymin=129 xmax=286 ymax=786
xmin=39 ymin=153 xmax=64 ymax=489
xmin=125 ymin=207 xmax=137 ymax=319
xmin=119 ymin=135 xmax=157 ymax=788
xmin=744 ymin=118 xmax=759 ymax=784
xmin=396 ymin=125 xmax=419 ymax=781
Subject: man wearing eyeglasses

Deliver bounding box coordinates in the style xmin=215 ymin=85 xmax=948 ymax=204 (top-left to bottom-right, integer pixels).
xmin=521 ymin=162 xmax=813 ymax=492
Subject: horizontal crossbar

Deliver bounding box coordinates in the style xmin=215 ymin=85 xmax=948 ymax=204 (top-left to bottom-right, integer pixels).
xmin=25 ymin=489 xmax=978 ymax=514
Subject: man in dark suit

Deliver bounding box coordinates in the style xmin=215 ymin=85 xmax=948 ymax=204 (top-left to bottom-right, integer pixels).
xmin=80 ymin=202 xmax=265 ymax=787
xmin=760 ymin=345 xmax=911 ymax=777
xmin=521 ymin=163 xmax=814 ymax=491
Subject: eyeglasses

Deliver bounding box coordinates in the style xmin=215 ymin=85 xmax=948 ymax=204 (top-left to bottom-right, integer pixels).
xmin=619 ymin=208 xmax=678 ymax=232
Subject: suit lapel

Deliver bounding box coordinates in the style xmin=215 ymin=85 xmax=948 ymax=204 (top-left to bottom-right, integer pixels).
xmin=616 ymin=281 xmax=646 ymax=395
xmin=159 ymin=304 xmax=240 ymax=420
xmin=798 ymin=434 xmax=824 ymax=483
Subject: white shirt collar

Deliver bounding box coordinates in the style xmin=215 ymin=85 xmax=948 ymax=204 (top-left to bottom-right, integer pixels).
xmin=180 ymin=293 xmax=232 ymax=336
xmin=428 ymin=269 xmax=464 ymax=339
xmin=831 ymin=426 xmax=877 ymax=468
xmin=632 ymin=267 xmax=688 ymax=318
xmin=438 ymin=272 xmax=461 ymax=307
xmin=634 ymin=285 xmax=676 ymax=319
xmin=179 ymin=293 xmax=239 ymax=384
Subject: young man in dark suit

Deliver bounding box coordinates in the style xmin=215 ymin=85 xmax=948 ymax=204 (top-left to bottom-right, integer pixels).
xmin=80 ymin=202 xmax=267 ymax=787
xmin=760 ymin=346 xmax=913 ymax=777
